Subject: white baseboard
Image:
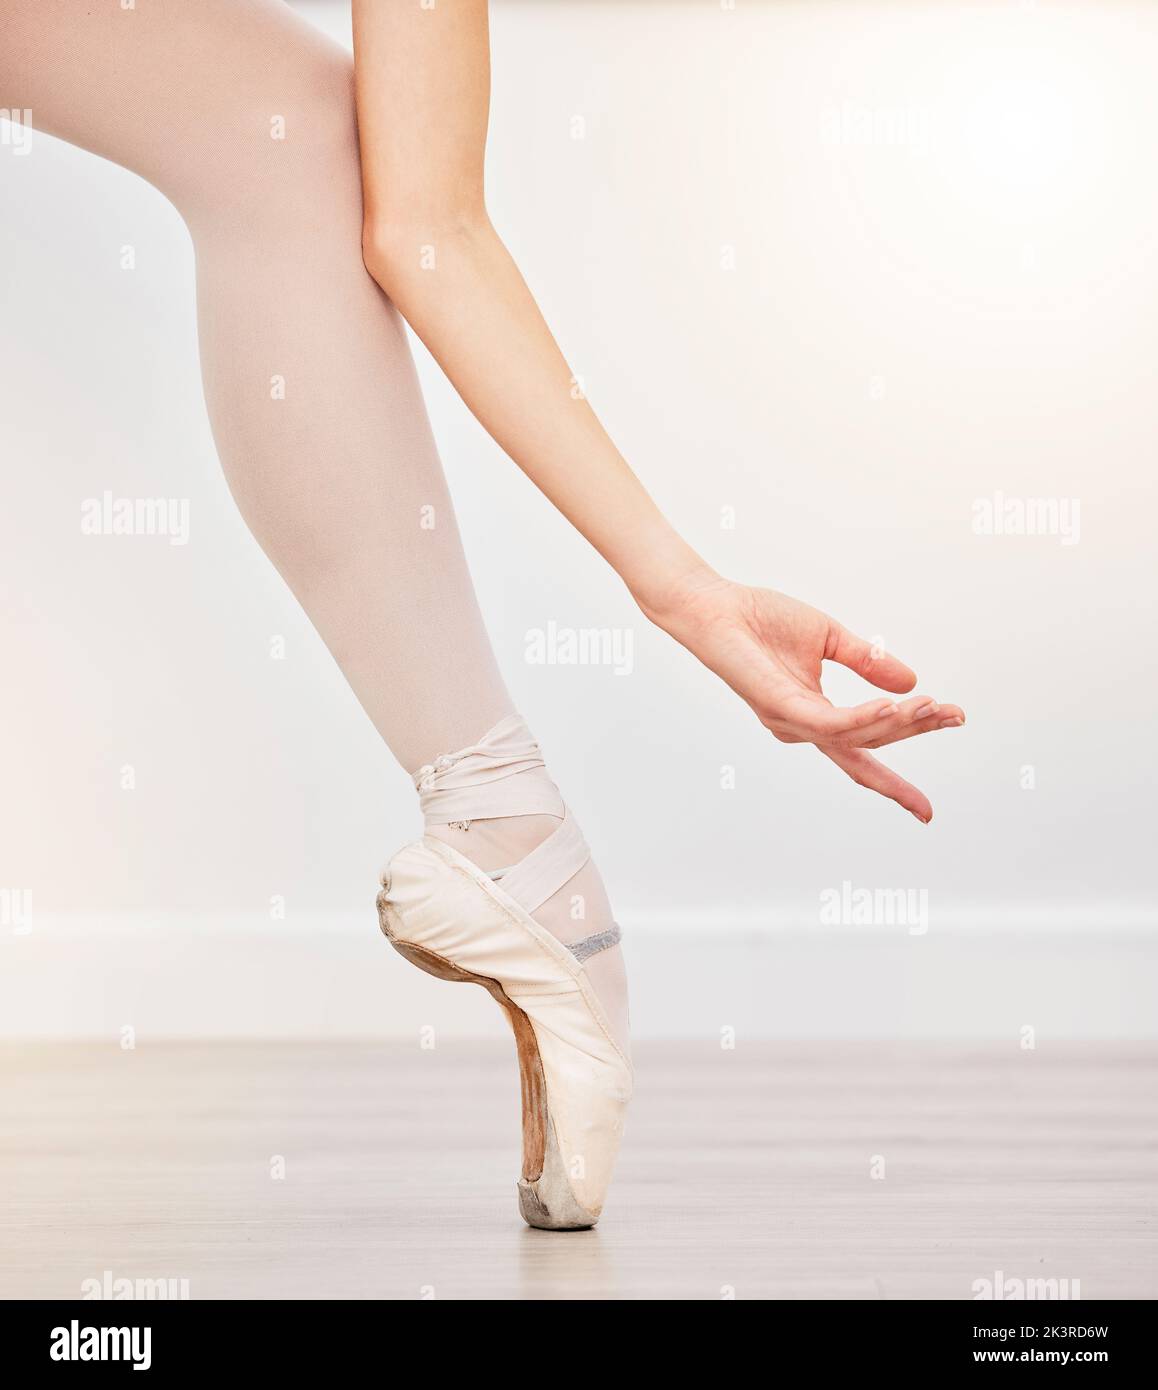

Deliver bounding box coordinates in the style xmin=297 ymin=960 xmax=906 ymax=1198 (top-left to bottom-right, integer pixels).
xmin=2 ymin=913 xmax=1155 ymax=1041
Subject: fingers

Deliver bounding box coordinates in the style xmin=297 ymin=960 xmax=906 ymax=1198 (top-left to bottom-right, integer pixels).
xmin=826 ymin=624 xmax=917 ymax=694
xmin=832 ymin=696 xmax=966 ymax=750
xmin=821 ymin=746 xmax=933 ymax=824
xmin=860 ymin=702 xmax=965 ymax=751
xmin=772 ymin=692 xmax=965 ymax=748
xmin=771 ymin=692 xmax=905 ymax=743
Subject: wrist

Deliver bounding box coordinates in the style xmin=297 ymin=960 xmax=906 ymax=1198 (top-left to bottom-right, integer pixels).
xmin=625 ymin=533 xmax=724 ymax=630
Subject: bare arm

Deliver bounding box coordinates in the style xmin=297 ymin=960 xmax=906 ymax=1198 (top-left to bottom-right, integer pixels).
xmin=352 ymin=0 xmax=696 ymax=608
xmin=352 ymin=0 xmax=964 ymax=821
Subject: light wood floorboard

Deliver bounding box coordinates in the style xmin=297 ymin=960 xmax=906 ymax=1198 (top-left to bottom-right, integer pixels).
xmin=1 ymin=1041 xmax=1154 ymax=1300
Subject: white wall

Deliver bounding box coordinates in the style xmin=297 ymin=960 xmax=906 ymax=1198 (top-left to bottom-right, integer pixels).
xmin=2 ymin=2 xmax=1155 ymax=1037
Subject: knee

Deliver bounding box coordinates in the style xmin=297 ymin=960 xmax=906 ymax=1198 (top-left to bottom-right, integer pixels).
xmin=184 ymin=53 xmax=364 ymax=247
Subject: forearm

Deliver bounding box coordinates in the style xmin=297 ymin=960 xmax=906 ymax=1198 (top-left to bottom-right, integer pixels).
xmin=362 ymin=214 xmax=708 ymax=613
xmin=351 ymin=0 xmax=709 ymax=618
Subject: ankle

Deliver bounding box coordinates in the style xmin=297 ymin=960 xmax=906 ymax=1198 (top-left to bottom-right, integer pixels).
xmin=426 ymin=813 xmax=562 ymax=874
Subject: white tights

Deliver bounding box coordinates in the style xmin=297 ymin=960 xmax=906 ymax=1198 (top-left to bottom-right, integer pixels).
xmin=2 ymin=0 xmax=628 ymax=1047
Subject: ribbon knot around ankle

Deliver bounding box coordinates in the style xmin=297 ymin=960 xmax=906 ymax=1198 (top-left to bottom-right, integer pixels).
xmin=414 ymin=753 xmax=456 ymax=791
xmin=412 ymin=714 xmax=565 ymax=826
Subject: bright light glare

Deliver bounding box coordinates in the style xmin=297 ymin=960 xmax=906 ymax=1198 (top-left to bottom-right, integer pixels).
xmin=959 ymin=67 xmax=1088 ymax=195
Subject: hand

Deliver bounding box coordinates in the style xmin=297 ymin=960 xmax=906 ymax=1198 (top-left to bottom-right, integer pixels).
xmin=641 ymin=571 xmax=964 ymax=823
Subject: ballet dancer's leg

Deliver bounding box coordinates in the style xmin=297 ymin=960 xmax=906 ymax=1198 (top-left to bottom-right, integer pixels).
xmin=0 ymin=0 xmax=627 ymax=1047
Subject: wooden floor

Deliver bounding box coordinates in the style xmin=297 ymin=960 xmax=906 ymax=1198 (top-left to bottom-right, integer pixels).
xmin=1 ymin=1041 xmax=1155 ymax=1300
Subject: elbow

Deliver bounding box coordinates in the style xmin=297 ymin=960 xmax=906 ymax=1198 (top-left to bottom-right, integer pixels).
xmin=361 ymin=206 xmax=492 ymax=296
xmin=360 ymin=217 xmax=402 ymax=293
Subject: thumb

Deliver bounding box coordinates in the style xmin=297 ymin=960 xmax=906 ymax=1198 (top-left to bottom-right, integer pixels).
xmin=827 ymin=624 xmax=917 ymax=694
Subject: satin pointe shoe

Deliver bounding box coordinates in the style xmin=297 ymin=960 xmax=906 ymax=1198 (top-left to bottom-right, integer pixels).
xmin=376 ymin=715 xmax=632 ymax=1230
